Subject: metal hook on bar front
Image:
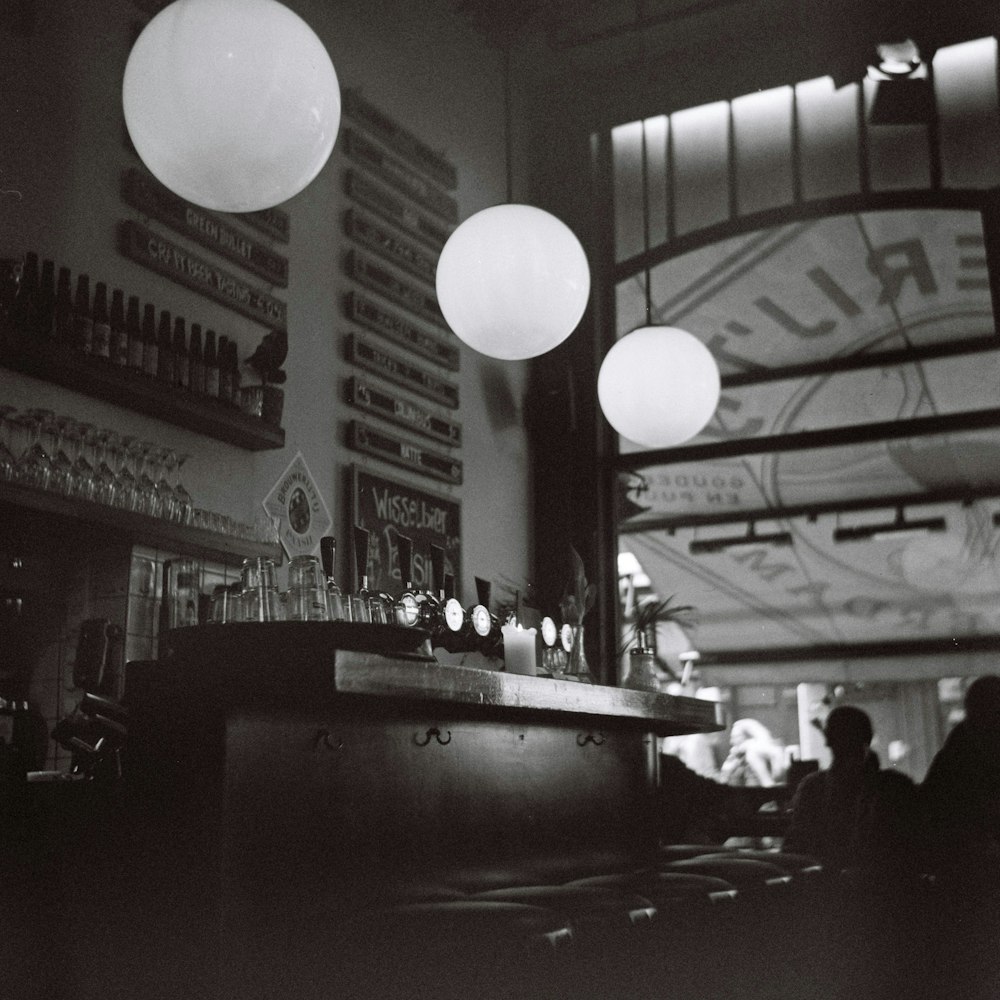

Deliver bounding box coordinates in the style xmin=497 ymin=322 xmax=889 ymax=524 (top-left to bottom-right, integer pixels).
xmin=576 ymin=732 xmax=606 ymax=747
xmin=312 ymin=729 xmax=344 ymax=752
xmin=415 ymin=726 xmax=452 ymax=747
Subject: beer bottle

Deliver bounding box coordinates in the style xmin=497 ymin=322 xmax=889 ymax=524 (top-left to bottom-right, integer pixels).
xmin=72 ymin=273 xmax=93 ymax=354
xmin=188 ymin=323 xmax=204 ymax=395
xmin=172 ymin=316 xmax=189 ymax=389
xmin=91 ymin=281 xmax=110 ymax=359
xmin=203 ymin=329 xmax=219 ymax=398
xmin=54 ymin=267 xmax=73 ymax=344
xmin=109 ymin=288 xmax=127 ymax=367
xmin=126 ymin=295 xmax=143 ymax=372
xmin=156 ymin=309 xmax=173 ymax=385
xmin=141 ymin=303 xmax=158 ymax=378
xmin=37 ymin=258 xmax=56 ymax=341
xmin=10 ymin=251 xmax=40 ymax=342
xmin=217 ymin=335 xmax=232 ymax=403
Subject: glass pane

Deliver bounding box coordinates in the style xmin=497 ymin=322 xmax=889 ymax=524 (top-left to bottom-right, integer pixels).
xmin=640 ymin=207 xmax=991 ymax=376
xmin=796 ymin=77 xmax=861 ymax=200
xmin=671 ymin=101 xmax=730 ymax=236
xmin=732 ymin=86 xmax=794 ymax=215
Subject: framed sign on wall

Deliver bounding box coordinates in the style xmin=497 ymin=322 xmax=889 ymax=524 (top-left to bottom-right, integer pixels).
xmin=349 ymin=465 xmax=461 ymax=595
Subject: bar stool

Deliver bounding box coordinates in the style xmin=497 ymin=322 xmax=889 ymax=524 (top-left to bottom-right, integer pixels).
xmin=469 ymin=884 xmax=657 ymax=938
xmin=340 ymin=899 xmax=576 ymax=1000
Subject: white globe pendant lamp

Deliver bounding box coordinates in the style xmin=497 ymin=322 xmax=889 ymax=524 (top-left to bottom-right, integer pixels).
xmin=122 ymin=0 xmax=340 ymax=212
xmin=435 ymin=203 xmax=591 ymax=361
xmin=598 ymin=326 xmax=721 ymax=448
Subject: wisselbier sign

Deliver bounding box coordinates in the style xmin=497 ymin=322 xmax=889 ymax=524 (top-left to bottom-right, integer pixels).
xmin=350 ymin=464 xmax=461 ymax=594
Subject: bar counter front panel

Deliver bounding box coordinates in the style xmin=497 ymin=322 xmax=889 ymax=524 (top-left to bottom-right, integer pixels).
xmin=117 ymin=624 xmax=723 ymax=998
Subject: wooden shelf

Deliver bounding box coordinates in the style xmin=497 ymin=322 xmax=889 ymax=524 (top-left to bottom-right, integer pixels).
xmin=0 ymin=479 xmax=281 ymax=567
xmin=1 ymin=339 xmax=284 ymax=451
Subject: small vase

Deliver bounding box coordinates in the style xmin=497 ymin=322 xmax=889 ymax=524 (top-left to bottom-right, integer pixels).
xmin=566 ymin=624 xmax=593 ymax=683
xmin=623 ymin=648 xmax=659 ymax=692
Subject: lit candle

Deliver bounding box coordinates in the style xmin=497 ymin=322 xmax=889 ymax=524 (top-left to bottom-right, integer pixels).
xmin=501 ymin=622 xmax=538 ymax=676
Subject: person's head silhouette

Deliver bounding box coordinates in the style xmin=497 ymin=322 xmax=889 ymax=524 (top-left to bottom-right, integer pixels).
xmin=823 ymin=705 xmax=873 ymax=770
xmin=963 ymin=675 xmax=1000 ymax=731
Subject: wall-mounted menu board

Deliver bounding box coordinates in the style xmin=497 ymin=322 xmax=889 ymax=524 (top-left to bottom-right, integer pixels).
xmin=119 ymin=220 xmax=288 ymax=330
xmin=343 ymin=89 xmax=458 ymax=192
xmin=122 ymin=168 xmax=289 ymax=287
xmin=345 ymin=291 xmax=459 ymax=371
xmin=347 ymin=421 xmax=462 ymax=486
xmin=345 ymin=334 xmax=459 ymax=410
xmin=346 ymin=375 xmax=461 ymax=447
xmin=350 ymin=464 xmax=461 ymax=594
xmin=340 ymin=94 xmax=461 ymax=489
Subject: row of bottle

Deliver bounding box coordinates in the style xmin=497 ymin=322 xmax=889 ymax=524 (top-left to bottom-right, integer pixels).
xmin=1 ymin=251 xmax=242 ymax=404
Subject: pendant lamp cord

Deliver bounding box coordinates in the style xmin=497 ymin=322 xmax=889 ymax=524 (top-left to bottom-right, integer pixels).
xmin=637 ymin=0 xmax=652 ymax=325
xmin=504 ymin=43 xmax=513 ymax=204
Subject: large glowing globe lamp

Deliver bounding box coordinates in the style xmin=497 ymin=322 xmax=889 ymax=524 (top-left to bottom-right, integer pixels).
xmin=598 ymin=326 xmax=720 ymax=448
xmin=122 ymin=0 xmax=340 ymax=212
xmin=435 ymin=204 xmax=591 ymax=361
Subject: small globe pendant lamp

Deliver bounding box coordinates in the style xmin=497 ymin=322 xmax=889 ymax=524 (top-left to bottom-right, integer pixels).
xmin=598 ymin=325 xmax=721 ymax=449
xmin=435 ymin=204 xmax=590 ymax=361
xmin=434 ymin=48 xmax=590 ymax=361
xmin=122 ymin=0 xmax=340 ymax=212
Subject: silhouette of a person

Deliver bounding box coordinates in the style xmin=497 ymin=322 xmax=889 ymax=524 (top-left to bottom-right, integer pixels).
xmin=782 ymin=706 xmax=880 ymax=871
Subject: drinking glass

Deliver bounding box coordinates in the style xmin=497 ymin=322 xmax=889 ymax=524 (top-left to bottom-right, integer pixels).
xmin=152 ymin=446 xmax=178 ymax=522
xmin=51 ymin=416 xmax=82 ymax=497
xmin=241 ymin=557 xmax=280 ymax=622
xmin=15 ymin=408 xmax=56 ymax=489
xmin=286 ymin=555 xmax=329 ymax=621
xmin=0 ymin=405 xmax=19 ymax=480
xmin=129 ymin=439 xmax=159 ymax=516
xmin=170 ymin=451 xmax=193 ymax=526
xmin=115 ymin=434 xmax=139 ymax=511
xmin=73 ymin=422 xmax=98 ymax=502
xmin=94 ymin=429 xmax=121 ymax=507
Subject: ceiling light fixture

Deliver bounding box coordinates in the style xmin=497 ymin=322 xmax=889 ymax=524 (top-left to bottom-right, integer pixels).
xmin=833 ymin=507 xmax=946 ymax=543
xmin=122 ymin=0 xmax=341 ymax=212
xmin=434 ymin=47 xmax=590 ymax=360
xmin=596 ymin=97 xmax=720 ymax=448
xmin=867 ymin=38 xmax=934 ymax=125
xmin=688 ymin=522 xmax=793 ymax=556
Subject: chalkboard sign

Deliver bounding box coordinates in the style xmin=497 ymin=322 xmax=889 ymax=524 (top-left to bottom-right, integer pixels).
xmin=350 ymin=465 xmax=461 ymax=595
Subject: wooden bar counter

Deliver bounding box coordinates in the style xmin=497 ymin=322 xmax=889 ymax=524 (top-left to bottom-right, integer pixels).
xmin=16 ymin=624 xmax=725 ymax=1000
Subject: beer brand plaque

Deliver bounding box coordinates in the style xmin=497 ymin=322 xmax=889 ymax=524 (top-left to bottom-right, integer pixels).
xmin=347 ymin=250 xmax=448 ymax=329
xmin=345 ymin=334 xmax=459 ymax=409
xmin=345 ymin=170 xmax=451 ymax=251
xmin=122 ymin=168 xmax=289 ymax=287
xmin=118 ymin=220 xmax=287 ymax=330
xmin=343 ymin=129 xmax=458 ymax=223
xmin=346 ymin=375 xmax=462 ymax=447
xmin=344 ymin=208 xmax=438 ymax=287
xmin=343 ymin=89 xmax=458 ymax=191
xmin=347 ymin=421 xmax=463 ymax=486
xmin=262 ymin=451 xmax=332 ymax=559
xmin=345 ymin=291 xmax=460 ymax=371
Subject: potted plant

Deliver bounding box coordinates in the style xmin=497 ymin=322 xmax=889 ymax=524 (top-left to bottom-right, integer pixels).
xmin=620 ymin=594 xmax=696 ymax=691
xmin=244 ymin=328 xmax=287 ymax=425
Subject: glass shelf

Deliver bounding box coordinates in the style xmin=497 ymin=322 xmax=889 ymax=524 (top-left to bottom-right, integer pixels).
xmin=1 ymin=337 xmax=284 ymax=451
xmin=0 ymin=479 xmax=281 ymax=567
